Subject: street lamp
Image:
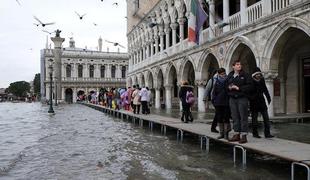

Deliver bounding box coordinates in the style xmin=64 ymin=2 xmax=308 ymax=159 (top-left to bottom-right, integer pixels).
xmin=48 ymin=59 xmax=55 ymax=114
xmin=54 ymin=77 xmax=58 ymax=106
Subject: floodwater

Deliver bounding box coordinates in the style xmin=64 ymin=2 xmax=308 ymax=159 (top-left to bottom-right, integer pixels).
xmin=0 ymin=102 xmax=306 ymax=179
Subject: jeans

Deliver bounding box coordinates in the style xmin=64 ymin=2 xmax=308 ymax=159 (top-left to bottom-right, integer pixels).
xmin=229 ymin=97 xmax=249 ymax=133
xmin=251 ymin=109 xmax=271 ymax=136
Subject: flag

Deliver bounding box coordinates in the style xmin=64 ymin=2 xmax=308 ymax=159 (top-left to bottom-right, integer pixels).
xmin=188 ymin=0 xmax=208 ymax=44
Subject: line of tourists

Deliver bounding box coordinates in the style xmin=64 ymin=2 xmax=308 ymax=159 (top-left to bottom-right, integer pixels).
xmin=91 ymin=85 xmax=152 ymax=115
xmin=180 ymin=60 xmax=274 ymax=144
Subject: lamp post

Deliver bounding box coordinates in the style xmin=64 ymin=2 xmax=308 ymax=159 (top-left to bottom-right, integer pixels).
xmin=54 ymin=77 xmax=58 ymax=106
xmin=48 ymin=59 xmax=55 ymax=114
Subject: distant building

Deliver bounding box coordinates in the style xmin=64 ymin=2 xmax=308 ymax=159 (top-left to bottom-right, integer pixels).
xmin=0 ymin=88 xmax=7 ymax=101
xmin=40 ymin=37 xmax=129 ymax=103
xmin=126 ymin=0 xmax=310 ymax=116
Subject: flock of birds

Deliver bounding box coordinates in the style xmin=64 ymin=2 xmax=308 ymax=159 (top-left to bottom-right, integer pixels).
xmin=15 ymin=0 xmax=125 ymax=49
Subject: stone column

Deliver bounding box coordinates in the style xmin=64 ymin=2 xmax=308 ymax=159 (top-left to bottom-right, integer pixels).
xmin=155 ymin=88 xmax=161 ymax=109
xmin=159 ymin=28 xmax=164 ymax=52
xmin=73 ymin=87 xmax=77 ymax=103
xmin=150 ymin=40 xmax=154 ymax=56
xmin=154 ymin=36 xmax=159 ymax=54
xmin=170 ymin=23 xmax=178 ymax=45
xmin=196 ymin=81 xmax=206 ymax=112
xmin=165 ymin=26 xmax=171 ymax=48
xmin=146 ymin=44 xmax=150 ymax=59
xmin=240 ymin=0 xmax=248 ymax=25
xmin=223 ymin=0 xmax=230 ymax=32
xmin=62 ymin=87 xmax=65 ymax=102
xmin=142 ymin=46 xmax=146 ymax=60
xmin=107 ymin=64 xmax=111 ymax=78
xmin=94 ymin=64 xmax=100 ymax=78
xmin=51 ymin=34 xmax=65 ymax=100
xmin=280 ymin=78 xmax=287 ymax=114
xmin=178 ymin=18 xmax=185 ymax=40
xmin=165 ymin=85 xmax=172 ymax=109
xmin=209 ymin=0 xmax=215 ymax=38
xmin=46 ymin=84 xmax=50 ymax=100
xmin=264 ymin=72 xmax=278 ymax=118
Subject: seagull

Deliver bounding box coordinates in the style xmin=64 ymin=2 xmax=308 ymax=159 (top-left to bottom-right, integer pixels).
xmin=75 ymin=11 xmax=86 ymax=20
xmin=112 ymin=2 xmax=118 ymax=6
xmin=15 ymin=0 xmax=21 ymax=6
xmin=42 ymin=30 xmax=55 ymax=35
xmin=93 ymin=23 xmax=98 ymax=26
xmin=105 ymin=40 xmax=125 ymax=48
xmin=33 ymin=23 xmax=40 ymax=27
xmin=33 ymin=16 xmax=55 ymax=27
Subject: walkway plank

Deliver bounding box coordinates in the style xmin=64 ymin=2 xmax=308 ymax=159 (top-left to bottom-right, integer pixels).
xmin=83 ymin=103 xmax=310 ymax=166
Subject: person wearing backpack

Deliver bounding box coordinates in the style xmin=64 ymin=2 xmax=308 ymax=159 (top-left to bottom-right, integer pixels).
xmin=204 ymin=70 xmax=219 ymax=133
xmin=179 ymin=81 xmax=194 ymax=123
xmin=211 ymin=68 xmax=231 ymax=139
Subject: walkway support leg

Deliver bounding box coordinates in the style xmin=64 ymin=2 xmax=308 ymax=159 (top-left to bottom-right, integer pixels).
xmin=177 ymin=129 xmax=184 ymax=142
xmin=233 ymin=145 xmax=247 ymax=166
xmin=200 ymin=136 xmax=210 ymax=152
xmin=291 ymin=162 xmax=310 ymax=180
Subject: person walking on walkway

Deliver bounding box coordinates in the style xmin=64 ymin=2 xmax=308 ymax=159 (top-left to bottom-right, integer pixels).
xmin=211 ymin=68 xmax=231 ymax=139
xmin=179 ymin=81 xmax=194 ymax=123
xmin=227 ymin=60 xmax=253 ymax=144
xmin=249 ymin=67 xmax=274 ymax=138
xmin=139 ymin=87 xmax=149 ymax=114
xmin=132 ymin=87 xmax=141 ymax=114
xmin=204 ymin=70 xmax=219 ymax=133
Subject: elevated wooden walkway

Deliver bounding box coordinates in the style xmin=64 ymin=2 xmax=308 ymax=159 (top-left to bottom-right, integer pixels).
xmin=82 ymin=103 xmax=310 ymax=180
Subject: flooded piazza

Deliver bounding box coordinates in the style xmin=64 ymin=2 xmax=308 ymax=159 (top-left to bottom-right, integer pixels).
xmin=0 ymin=102 xmax=307 ymax=180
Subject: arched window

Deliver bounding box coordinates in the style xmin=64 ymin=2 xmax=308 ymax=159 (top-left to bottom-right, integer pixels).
xmin=111 ymin=65 xmax=116 ymax=78
xmin=100 ymin=65 xmax=105 ymax=78
xmin=66 ymin=64 xmax=71 ymax=77
xmin=78 ymin=64 xmax=83 ymax=78
xmin=89 ymin=65 xmax=94 ymax=78
xmin=121 ymin=66 xmax=126 ymax=78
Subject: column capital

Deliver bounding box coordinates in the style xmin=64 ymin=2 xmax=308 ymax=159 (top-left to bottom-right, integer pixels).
xmin=170 ymin=23 xmax=178 ymax=30
xmin=263 ymin=71 xmax=278 ymax=81
xmin=195 ymin=80 xmax=207 ymax=86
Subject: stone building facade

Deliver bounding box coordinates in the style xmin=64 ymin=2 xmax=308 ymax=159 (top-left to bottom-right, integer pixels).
xmin=126 ymin=0 xmax=310 ymax=117
xmin=40 ymin=37 xmax=129 ymax=103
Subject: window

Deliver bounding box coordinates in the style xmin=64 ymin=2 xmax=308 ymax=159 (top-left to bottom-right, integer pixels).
xmin=66 ymin=65 xmax=71 ymax=77
xmin=78 ymin=64 xmax=83 ymax=78
xmin=121 ymin=66 xmax=126 ymax=78
xmin=89 ymin=65 xmax=94 ymax=78
xmin=111 ymin=65 xmax=116 ymax=78
xmin=100 ymin=65 xmax=105 ymax=78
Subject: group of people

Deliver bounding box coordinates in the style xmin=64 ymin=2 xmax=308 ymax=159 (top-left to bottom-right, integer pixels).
xmin=180 ymin=60 xmax=274 ymax=144
xmin=90 ymin=85 xmax=152 ymax=115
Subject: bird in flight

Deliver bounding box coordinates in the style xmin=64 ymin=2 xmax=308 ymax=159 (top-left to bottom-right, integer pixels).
xmin=75 ymin=11 xmax=87 ymax=20
xmin=33 ymin=23 xmax=40 ymax=27
xmin=93 ymin=23 xmax=98 ymax=26
xmin=105 ymin=40 xmax=125 ymax=48
xmin=42 ymin=30 xmax=55 ymax=35
xmin=33 ymin=16 xmax=55 ymax=27
xmin=15 ymin=0 xmax=21 ymax=6
xmin=112 ymin=2 xmax=118 ymax=6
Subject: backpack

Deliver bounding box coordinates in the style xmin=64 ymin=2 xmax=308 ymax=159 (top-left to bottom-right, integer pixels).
xmin=186 ymin=91 xmax=195 ymax=105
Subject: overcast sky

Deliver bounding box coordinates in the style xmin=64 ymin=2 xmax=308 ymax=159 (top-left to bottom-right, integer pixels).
xmin=0 ymin=0 xmax=127 ymax=88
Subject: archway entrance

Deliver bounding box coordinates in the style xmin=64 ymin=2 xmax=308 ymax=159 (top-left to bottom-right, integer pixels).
xmin=157 ymin=69 xmax=165 ymax=108
xmin=147 ymin=72 xmax=155 ymax=106
xmin=182 ymin=61 xmax=195 ymax=86
xmin=167 ymin=65 xmax=179 ymax=108
xmin=269 ymin=28 xmax=310 ymax=113
xmin=230 ymin=44 xmax=257 ymax=74
xmin=65 ymin=88 xmax=73 ymax=103
xmin=201 ymin=53 xmax=220 ymax=81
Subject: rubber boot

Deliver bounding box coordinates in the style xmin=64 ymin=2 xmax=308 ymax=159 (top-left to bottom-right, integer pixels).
xmin=239 ymin=135 xmax=248 ymax=144
xmin=224 ymin=123 xmax=230 ymax=140
xmin=229 ymin=134 xmax=240 ymax=142
xmin=252 ymin=128 xmax=261 ymax=138
xmin=217 ymin=123 xmax=224 ymax=139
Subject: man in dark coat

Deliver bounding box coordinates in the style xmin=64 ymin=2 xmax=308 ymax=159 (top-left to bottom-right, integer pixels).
xmin=226 ymin=60 xmax=253 ymax=144
xmin=250 ymin=67 xmax=274 ymax=138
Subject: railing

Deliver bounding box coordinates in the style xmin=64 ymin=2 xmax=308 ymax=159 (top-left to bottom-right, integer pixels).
xmin=229 ymin=12 xmax=241 ymax=30
xmin=61 ymin=77 xmax=126 ymax=82
xmin=271 ymin=0 xmax=290 ymax=13
xmin=247 ymin=1 xmax=263 ymax=23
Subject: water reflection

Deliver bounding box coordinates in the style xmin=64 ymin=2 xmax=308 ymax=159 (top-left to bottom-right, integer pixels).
xmin=0 ymin=102 xmax=301 ymax=179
